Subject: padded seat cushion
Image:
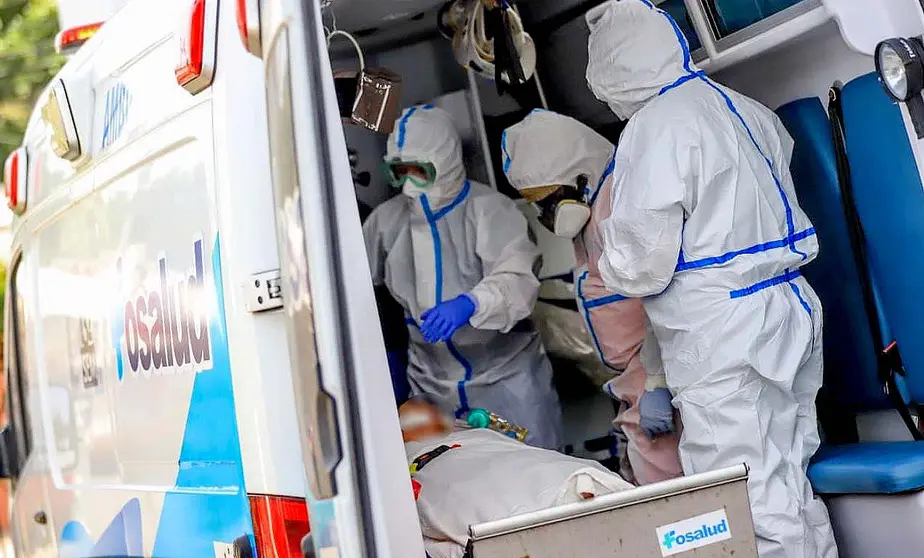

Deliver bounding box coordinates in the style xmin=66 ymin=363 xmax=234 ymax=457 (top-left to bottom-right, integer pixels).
xmin=842 ymin=73 xmax=924 ymax=402
xmin=776 ymin=97 xmax=889 ymax=409
xmin=809 ymin=442 xmax=924 ymax=495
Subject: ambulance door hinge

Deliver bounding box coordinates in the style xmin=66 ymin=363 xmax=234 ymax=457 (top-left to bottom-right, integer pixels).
xmin=244 ymin=269 xmax=283 ymax=312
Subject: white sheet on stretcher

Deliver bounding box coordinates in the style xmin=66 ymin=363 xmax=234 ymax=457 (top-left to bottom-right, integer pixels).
xmin=407 ymin=428 xmax=633 ymax=558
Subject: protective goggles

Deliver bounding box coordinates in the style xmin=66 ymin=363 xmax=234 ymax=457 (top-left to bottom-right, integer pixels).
xmin=383 ymin=159 xmax=437 ymax=189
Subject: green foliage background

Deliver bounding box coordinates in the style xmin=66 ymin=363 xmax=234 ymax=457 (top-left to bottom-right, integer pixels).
xmin=0 ymin=0 xmax=63 ymax=166
xmin=0 ymin=0 xmax=61 ymax=329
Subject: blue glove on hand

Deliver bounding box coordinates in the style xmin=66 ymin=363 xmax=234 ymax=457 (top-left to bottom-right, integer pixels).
xmin=420 ymin=295 xmax=477 ymax=343
xmin=639 ymin=387 xmax=676 ymax=439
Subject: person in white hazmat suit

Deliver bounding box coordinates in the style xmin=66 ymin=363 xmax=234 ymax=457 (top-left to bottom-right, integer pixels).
xmin=502 ymin=109 xmax=684 ymax=486
xmin=363 ymin=104 xmax=564 ymax=450
xmin=584 ymin=1 xmax=836 ymax=557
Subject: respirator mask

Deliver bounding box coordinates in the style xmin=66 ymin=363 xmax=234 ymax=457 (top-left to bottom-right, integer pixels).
xmin=523 ymin=177 xmax=591 ymax=239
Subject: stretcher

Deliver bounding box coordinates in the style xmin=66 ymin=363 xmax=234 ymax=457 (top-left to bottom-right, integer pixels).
xmin=462 ymin=464 xmax=757 ymax=558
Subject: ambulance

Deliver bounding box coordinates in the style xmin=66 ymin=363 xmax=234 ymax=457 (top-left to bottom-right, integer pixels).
xmin=4 ymin=0 xmax=924 ymax=556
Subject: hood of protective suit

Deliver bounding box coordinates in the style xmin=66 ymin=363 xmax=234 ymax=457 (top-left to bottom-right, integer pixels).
xmin=502 ymin=110 xmax=615 ymax=203
xmin=386 ymin=105 xmax=466 ymax=205
xmin=585 ymin=0 xmax=694 ymax=120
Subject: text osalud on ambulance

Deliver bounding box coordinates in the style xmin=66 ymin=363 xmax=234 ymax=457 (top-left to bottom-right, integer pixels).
xmin=119 ymin=240 xmax=213 ymax=377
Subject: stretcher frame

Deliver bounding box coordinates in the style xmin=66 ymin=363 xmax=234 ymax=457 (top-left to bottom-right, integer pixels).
xmin=463 ymin=464 xmax=758 ymax=558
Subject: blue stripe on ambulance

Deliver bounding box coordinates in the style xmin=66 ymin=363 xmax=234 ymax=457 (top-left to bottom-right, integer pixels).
xmin=152 ymin=236 xmax=254 ymax=555
xmin=62 ymin=236 xmax=254 ymax=556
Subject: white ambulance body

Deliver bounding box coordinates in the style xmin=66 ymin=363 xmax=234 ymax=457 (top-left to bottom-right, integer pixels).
xmin=4 ymin=0 xmax=924 ymax=556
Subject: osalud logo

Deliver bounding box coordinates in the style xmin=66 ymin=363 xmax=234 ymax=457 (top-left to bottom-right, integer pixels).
xmin=662 ymin=518 xmax=728 ymax=550
xmin=117 ymin=240 xmax=212 ymax=380
xmin=656 ymin=509 xmax=733 ymax=556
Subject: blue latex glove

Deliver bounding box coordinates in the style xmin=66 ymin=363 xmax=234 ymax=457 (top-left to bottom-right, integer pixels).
xmin=387 ymin=350 xmax=410 ymax=404
xmin=639 ymin=387 xmax=676 ymax=438
xmin=420 ymin=295 xmax=476 ymax=343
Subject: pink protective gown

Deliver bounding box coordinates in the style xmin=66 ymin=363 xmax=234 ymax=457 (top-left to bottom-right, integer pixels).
xmin=574 ymin=181 xmax=683 ymax=485
xmin=502 ymin=109 xmax=682 ymax=485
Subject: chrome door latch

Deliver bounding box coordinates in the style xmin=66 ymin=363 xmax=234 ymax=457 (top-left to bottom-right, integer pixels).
xmin=244 ymin=269 xmax=283 ymax=313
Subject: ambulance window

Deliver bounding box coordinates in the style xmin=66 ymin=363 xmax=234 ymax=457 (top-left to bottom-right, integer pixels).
xmin=3 ymin=254 xmax=33 ymax=478
xmin=702 ymin=0 xmax=812 ymax=39
xmin=656 ymin=0 xmax=703 ymax=52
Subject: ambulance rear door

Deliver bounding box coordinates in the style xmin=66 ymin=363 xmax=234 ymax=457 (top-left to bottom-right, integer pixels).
xmin=252 ymin=0 xmax=425 ymax=556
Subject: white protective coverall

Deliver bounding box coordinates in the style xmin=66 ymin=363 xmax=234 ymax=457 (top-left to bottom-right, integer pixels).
xmin=585 ymin=1 xmax=836 ymax=557
xmin=363 ymin=105 xmax=563 ymax=449
xmin=502 ymin=109 xmax=684 ymax=485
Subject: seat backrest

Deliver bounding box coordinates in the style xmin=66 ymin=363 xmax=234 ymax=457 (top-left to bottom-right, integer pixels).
xmin=842 ymin=72 xmax=924 ymax=402
xmin=776 ymin=97 xmax=890 ymax=410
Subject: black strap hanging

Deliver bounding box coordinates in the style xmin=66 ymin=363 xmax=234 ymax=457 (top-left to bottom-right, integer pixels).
xmin=483 ymin=2 xmax=527 ymax=95
xmin=827 ymin=84 xmax=923 ymax=441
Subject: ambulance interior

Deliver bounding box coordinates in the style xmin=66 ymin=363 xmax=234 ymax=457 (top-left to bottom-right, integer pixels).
xmin=326 ymin=0 xmax=924 ymax=554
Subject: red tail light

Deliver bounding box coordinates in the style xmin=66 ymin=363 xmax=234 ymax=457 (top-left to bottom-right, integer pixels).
xmin=54 ymin=22 xmax=104 ymax=55
xmin=3 ymin=147 xmax=27 ymax=215
xmin=175 ymin=0 xmax=218 ymax=94
xmin=249 ymin=494 xmax=310 ymax=558
xmin=236 ymin=0 xmax=262 ymax=57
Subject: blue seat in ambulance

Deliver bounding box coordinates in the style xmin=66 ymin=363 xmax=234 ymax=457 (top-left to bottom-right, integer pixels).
xmin=842 ymin=73 xmax=924 ymax=406
xmin=776 ymin=75 xmax=924 ymax=498
xmin=776 ymin=97 xmax=887 ymax=414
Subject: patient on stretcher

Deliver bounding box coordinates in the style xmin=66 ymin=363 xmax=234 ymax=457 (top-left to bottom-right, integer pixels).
xmin=400 ymin=398 xmax=633 ymax=558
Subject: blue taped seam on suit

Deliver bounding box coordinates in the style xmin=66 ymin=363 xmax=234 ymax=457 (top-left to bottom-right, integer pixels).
xmin=659 ymin=71 xmax=705 ymax=96
xmin=420 ymin=196 xmax=445 ymax=305
xmin=698 ymin=76 xmax=806 ymax=261
xmin=589 ymin=147 xmax=618 ymax=207
xmin=675 ymin=227 xmax=815 ymax=272
xmin=407 ymin=317 xmax=474 ymax=416
xmin=448 ymin=339 xmax=475 ymax=417
xmin=433 ymin=180 xmax=471 ymax=220
xmin=501 ymin=131 xmax=512 ymax=173
xmin=788 ymin=280 xmax=812 ymax=316
xmin=420 ymin=184 xmax=475 ymax=416
xmin=396 ymin=107 xmax=418 ymax=150
xmin=729 ymin=269 xmax=801 ymax=298
xmin=577 ymin=270 xmax=620 ymax=372
xmin=633 ymin=0 xmax=811 ymax=290
xmin=396 ymin=104 xmax=434 ymax=151
xmin=583 ymin=292 xmax=628 ymax=309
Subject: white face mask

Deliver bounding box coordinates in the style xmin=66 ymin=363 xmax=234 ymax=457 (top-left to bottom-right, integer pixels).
xmin=402 ymin=178 xmax=428 ymax=198
xmin=553 ymin=200 xmax=592 ymax=238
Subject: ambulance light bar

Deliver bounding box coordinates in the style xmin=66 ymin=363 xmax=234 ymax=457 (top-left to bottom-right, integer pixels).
xmin=175 ymin=0 xmax=218 ymax=94
xmin=55 ymin=22 xmax=104 ymax=55
xmin=3 ymin=147 xmax=27 ymax=215
xmin=236 ymin=0 xmax=262 ymax=57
